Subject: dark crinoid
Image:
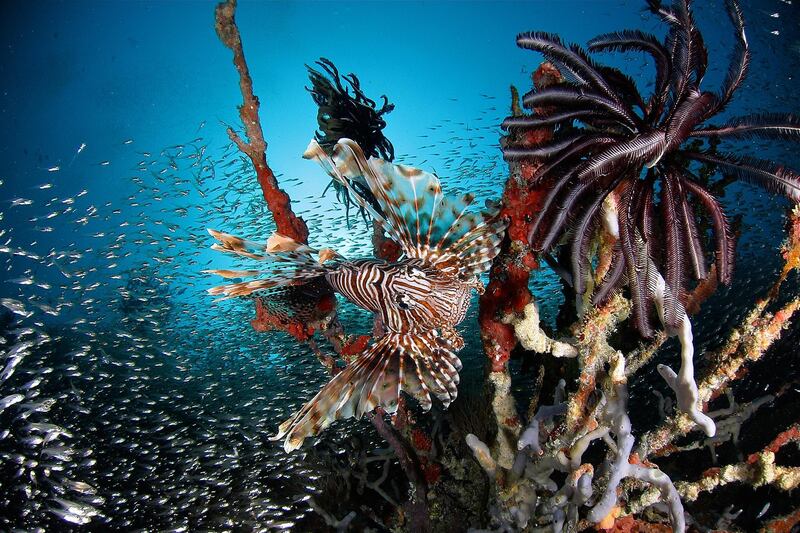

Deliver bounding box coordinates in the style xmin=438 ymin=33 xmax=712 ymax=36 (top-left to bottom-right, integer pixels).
xmin=306 ymin=58 xmax=395 ymax=223
xmin=502 ymin=0 xmax=800 ymax=336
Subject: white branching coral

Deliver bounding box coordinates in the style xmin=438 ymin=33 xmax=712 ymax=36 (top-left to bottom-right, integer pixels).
xmin=503 ymin=300 xmax=577 ymax=358
xmin=586 ymin=353 xmax=686 ymax=531
xmin=648 ymin=259 xmax=716 ymax=438
xmin=466 ymin=354 xmax=688 ymax=532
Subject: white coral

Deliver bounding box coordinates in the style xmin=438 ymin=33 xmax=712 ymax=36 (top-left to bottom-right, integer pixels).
xmin=504 ymin=301 xmax=577 ymax=358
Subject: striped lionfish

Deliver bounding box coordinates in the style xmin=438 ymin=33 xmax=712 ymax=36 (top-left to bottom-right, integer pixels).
xmin=206 ymin=138 xmax=507 ymax=451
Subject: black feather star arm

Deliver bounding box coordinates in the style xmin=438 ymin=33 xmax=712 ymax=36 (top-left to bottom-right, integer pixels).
xmin=528 ymin=174 xmax=579 ymax=249
xmin=538 ymin=177 xmax=601 ymax=253
xmin=664 ymin=90 xmax=717 ymax=150
xmin=592 ymin=241 xmax=626 ymax=306
xmin=597 ymin=66 xmax=647 ymax=113
xmin=522 ymin=86 xmax=640 ymax=130
xmin=681 ymin=174 xmax=736 ymax=285
xmin=704 ymin=0 xmax=749 ymax=118
xmin=664 ymin=0 xmax=697 ymax=103
xmin=646 ymin=0 xmax=680 ymax=26
xmin=636 ymin=173 xmax=656 ymax=245
xmin=501 ymin=110 xmax=604 ymax=131
xmin=576 ymin=131 xmax=666 ymax=181
xmin=691 ymin=113 xmax=800 ymax=140
xmin=619 ymin=180 xmax=655 ymax=337
xmin=687 ymin=152 xmax=800 ymax=202
xmin=672 ymin=170 xmax=708 ymax=281
xmin=502 ymin=134 xmax=589 ymax=162
xmin=662 ymin=170 xmax=688 ymax=330
xmin=689 ymin=26 xmax=709 ymax=85
xmin=532 ymin=135 xmax=620 ymax=179
xmin=516 ymin=32 xmax=619 ymax=101
xmin=587 ymin=30 xmax=671 ymax=96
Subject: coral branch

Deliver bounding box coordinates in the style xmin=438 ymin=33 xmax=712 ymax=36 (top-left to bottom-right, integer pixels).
xmin=677 ymin=446 xmax=800 ymax=501
xmin=503 ymin=301 xmax=577 ymax=358
xmin=478 ymin=64 xmax=565 ymax=475
xmin=215 ymin=0 xmax=308 ymax=242
xmin=479 ymin=63 xmax=563 ymax=374
xmin=586 ymin=353 xmax=686 ymax=533
xmin=650 ymin=263 xmax=716 ymax=437
xmin=772 ymin=204 xmax=800 ymax=299
xmin=487 ymin=369 xmax=522 ymax=470
xmin=568 ymin=293 xmax=629 ymax=434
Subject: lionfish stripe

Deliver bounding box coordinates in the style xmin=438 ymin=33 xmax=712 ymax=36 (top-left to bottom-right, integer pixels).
xmin=400 ymin=348 xmax=433 ymax=411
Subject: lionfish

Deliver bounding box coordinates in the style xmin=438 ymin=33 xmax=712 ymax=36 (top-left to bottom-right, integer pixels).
xmin=206 ymin=138 xmax=506 ymax=451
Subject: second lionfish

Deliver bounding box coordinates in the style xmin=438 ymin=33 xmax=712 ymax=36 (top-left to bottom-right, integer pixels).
xmin=206 ymin=139 xmax=507 ymax=451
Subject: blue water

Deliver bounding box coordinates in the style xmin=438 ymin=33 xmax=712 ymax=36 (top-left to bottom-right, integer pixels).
xmin=1 ymin=1 xmax=799 ymax=531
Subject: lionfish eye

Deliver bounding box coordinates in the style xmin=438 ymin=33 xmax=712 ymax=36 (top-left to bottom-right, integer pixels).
xmin=404 ymin=265 xmax=424 ymax=278
xmin=395 ymin=293 xmax=411 ymax=310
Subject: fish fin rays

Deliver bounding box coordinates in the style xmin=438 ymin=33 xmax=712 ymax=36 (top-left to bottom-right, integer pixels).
xmin=273 ymin=330 xmax=462 ymax=452
xmin=205 ymin=229 xmax=342 ymax=299
xmin=304 ymin=139 xmax=507 ymax=280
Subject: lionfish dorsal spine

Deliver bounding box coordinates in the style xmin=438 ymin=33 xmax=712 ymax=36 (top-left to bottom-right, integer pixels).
xmin=305 ymin=138 xmax=507 ymax=279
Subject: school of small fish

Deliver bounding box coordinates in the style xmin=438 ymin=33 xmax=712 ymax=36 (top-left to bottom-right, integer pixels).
xmin=0 ymin=95 xmax=521 ymax=530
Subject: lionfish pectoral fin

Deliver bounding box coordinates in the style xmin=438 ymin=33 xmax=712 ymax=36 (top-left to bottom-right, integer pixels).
xmin=273 ymin=331 xmax=463 ymax=452
xmin=205 ymin=229 xmax=344 ymax=299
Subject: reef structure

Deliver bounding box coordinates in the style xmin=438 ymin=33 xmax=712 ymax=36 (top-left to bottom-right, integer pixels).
xmin=470 ymin=1 xmax=800 ymax=531
xmin=210 ymin=0 xmax=800 ymax=530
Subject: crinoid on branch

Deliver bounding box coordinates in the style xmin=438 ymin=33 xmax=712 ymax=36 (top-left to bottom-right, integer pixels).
xmin=307 ymin=58 xmax=396 ymax=224
xmin=307 ymin=57 xmax=395 ymax=160
xmin=502 ymin=0 xmax=800 ymax=337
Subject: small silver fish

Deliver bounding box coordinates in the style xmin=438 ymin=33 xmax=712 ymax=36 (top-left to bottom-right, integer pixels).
xmin=0 ymin=393 xmax=24 ymax=412
xmin=1 ymin=298 xmax=32 ymax=317
xmin=49 ymin=508 xmax=92 ymax=525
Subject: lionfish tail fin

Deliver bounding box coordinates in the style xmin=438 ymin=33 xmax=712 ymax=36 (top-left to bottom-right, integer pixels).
xmin=273 ymin=330 xmax=462 ymax=452
xmin=205 ymin=229 xmax=343 ymax=299
xmin=304 ymin=138 xmax=507 ymax=280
